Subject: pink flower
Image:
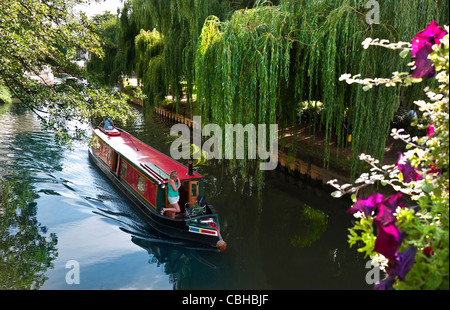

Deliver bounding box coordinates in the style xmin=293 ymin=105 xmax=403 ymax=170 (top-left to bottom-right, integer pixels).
xmin=427 ymin=162 xmax=442 ymax=175
xmin=349 ymin=193 xmax=406 ymax=261
xmin=374 ymin=204 xmax=402 ymax=261
xmin=427 ymin=125 xmax=435 ymax=138
xmin=347 ymin=192 xmax=419 ymax=290
xmin=411 ymin=20 xmax=447 ymax=79
xmin=411 ymin=20 xmax=446 ymax=57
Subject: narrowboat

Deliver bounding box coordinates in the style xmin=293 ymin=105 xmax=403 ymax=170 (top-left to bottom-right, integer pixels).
xmin=88 ymin=127 xmax=227 ymax=251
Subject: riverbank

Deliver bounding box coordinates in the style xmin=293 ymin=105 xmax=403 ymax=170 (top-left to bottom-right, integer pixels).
xmin=152 ymin=103 xmax=404 ymax=186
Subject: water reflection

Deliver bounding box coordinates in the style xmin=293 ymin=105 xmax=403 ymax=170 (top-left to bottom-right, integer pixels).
xmin=0 ymin=181 xmax=58 ymax=289
xmin=0 ymin=103 xmax=59 ymax=289
xmin=123 ymin=114 xmax=369 ymax=289
xmin=0 ymin=103 xmax=369 ymax=290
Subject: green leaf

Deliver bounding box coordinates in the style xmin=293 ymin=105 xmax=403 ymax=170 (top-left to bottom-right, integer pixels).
xmin=399 ymin=49 xmax=410 ymax=58
xmin=425 ymin=271 xmax=442 ymax=290
xmin=422 ymin=183 xmax=434 ymax=194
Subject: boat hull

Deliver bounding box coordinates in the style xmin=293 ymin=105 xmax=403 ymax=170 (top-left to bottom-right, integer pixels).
xmin=88 ymin=147 xmax=221 ymax=250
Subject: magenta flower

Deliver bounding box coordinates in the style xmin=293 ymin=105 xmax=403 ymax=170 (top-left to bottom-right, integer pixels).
xmin=348 ymin=192 xmax=404 ymax=217
xmin=374 ymin=204 xmax=402 ymax=261
xmin=347 ymin=193 xmax=384 ymax=216
xmin=397 ymin=152 xmax=421 ymax=183
xmin=411 ymin=20 xmax=447 ymax=79
xmin=349 ymin=193 xmax=406 ymax=261
xmin=380 ymin=192 xmax=405 ymax=211
xmin=347 ymin=191 xmax=417 ymax=290
xmin=427 ymin=125 xmax=435 ymax=138
xmin=427 ymin=162 xmax=442 ymax=175
xmin=411 ymin=20 xmax=446 ymax=57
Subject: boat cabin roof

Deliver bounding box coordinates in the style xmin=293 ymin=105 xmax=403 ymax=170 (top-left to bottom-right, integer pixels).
xmin=93 ymin=128 xmax=202 ymax=184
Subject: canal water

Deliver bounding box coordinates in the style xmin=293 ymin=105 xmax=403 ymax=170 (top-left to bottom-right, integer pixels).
xmin=0 ymin=102 xmax=370 ymax=290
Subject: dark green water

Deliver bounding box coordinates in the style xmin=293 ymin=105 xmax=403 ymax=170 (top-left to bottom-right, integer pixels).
xmin=0 ymin=102 xmax=370 ymax=290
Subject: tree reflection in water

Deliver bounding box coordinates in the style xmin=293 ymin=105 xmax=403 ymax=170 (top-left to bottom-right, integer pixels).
xmin=0 ymin=178 xmax=58 ymax=289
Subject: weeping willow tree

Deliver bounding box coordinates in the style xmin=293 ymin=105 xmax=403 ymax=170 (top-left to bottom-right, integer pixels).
xmin=87 ymin=12 xmax=121 ymax=86
xmin=114 ymin=1 xmax=139 ymax=77
xmin=115 ymin=0 xmax=448 ymax=180
xmin=135 ymin=28 xmax=165 ymax=110
xmin=122 ymin=0 xmax=234 ymax=111
xmin=195 ymin=0 xmax=449 ymax=178
xmin=196 ymin=6 xmax=294 ymax=127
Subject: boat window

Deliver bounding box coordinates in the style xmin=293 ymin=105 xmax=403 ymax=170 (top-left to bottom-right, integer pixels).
xmin=137 ymin=175 xmax=146 ymax=193
xmin=120 ymin=161 xmax=127 ymax=178
xmin=191 ymin=182 xmax=198 ymax=197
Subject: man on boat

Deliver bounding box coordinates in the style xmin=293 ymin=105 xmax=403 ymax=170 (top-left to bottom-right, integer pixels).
xmin=103 ymin=118 xmax=114 ymax=131
xmin=99 ymin=118 xmax=115 ymax=133
xmin=161 ymin=171 xmax=181 ymax=218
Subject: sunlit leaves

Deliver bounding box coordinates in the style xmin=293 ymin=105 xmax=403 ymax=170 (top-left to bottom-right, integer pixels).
xmin=0 ymin=0 xmax=136 ymax=144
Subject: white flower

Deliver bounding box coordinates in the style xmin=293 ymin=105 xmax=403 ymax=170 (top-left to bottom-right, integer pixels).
xmin=371 ymin=254 xmax=389 ymax=272
xmin=353 ymin=211 xmax=364 ymax=218
xmin=362 ymin=37 xmax=373 ymax=49
xmin=339 ymin=73 xmax=352 ymax=81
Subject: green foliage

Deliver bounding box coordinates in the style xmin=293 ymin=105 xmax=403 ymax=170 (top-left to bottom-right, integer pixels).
xmin=290 ymin=205 xmax=329 ymax=248
xmin=87 ymin=12 xmax=121 ymax=86
xmin=119 ymin=0 xmax=234 ymax=111
xmin=347 ymin=213 xmax=375 ymax=258
xmin=111 ymin=0 xmax=448 ymax=178
xmin=0 ymin=83 xmax=12 ymax=105
xmin=134 ymin=28 xmax=166 ymax=108
xmin=196 ymin=4 xmax=294 ymax=128
xmin=114 ymin=1 xmax=139 ymax=76
xmin=195 ymin=0 xmax=449 ymax=177
xmin=0 ymin=0 xmax=136 ymax=144
xmin=329 ymin=24 xmax=449 ymax=290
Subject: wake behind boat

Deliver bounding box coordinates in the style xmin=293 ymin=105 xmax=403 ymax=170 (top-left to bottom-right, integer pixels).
xmin=88 ymin=126 xmax=227 ymax=251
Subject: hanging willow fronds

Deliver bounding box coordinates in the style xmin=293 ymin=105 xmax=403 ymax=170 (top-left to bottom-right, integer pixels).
xmin=196 ymin=3 xmax=294 ymax=128
xmin=125 ymin=0 xmax=233 ymax=111
xmin=134 ymin=28 xmax=165 ymax=110
xmin=115 ymin=0 xmax=449 ymax=180
xmin=195 ymin=0 xmax=449 ymax=178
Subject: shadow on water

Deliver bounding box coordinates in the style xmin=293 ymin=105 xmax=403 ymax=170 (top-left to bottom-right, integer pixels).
xmin=0 ymin=103 xmax=370 ymax=290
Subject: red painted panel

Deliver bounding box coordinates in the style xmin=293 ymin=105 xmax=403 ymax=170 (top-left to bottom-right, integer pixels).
xmin=120 ymin=158 xmax=157 ymax=208
xmin=145 ymin=181 xmax=157 ymax=206
xmin=93 ymin=138 xmax=113 ymax=167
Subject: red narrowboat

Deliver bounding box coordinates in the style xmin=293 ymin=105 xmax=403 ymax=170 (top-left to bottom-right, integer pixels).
xmin=88 ymin=127 xmax=227 ymax=251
